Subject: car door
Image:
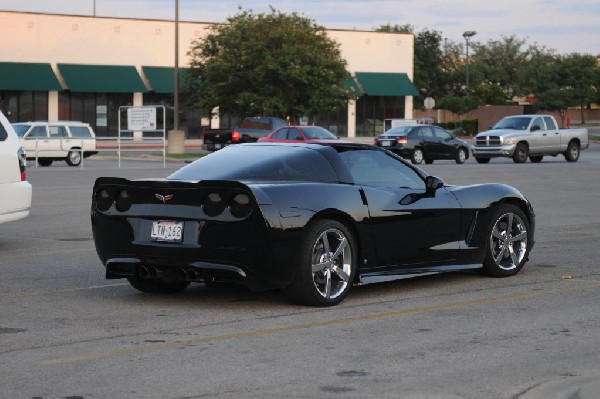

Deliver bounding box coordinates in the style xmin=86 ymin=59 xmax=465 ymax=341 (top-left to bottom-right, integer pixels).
xmin=268 ymin=127 xmax=290 ymax=143
xmin=340 ymin=149 xmax=462 ymax=272
xmin=542 ymin=116 xmax=561 ymax=152
xmin=285 ymin=127 xmax=305 ymax=142
xmin=417 ymin=126 xmax=439 ymax=158
xmin=527 ymin=117 xmax=546 ymax=154
xmin=432 ymin=126 xmax=456 ymax=159
xmin=24 ymin=125 xmax=51 ymax=157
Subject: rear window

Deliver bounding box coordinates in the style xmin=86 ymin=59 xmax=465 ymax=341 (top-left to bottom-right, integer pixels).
xmin=12 ymin=124 xmax=31 ymax=137
xmin=240 ymin=118 xmax=273 ymax=130
xmin=302 ymin=127 xmax=337 ymax=139
xmin=169 ymin=144 xmax=338 ymax=182
xmin=69 ymin=126 xmax=93 ymax=137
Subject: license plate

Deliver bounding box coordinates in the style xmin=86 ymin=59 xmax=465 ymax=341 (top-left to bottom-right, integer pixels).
xmin=151 ymin=220 xmax=183 ymax=242
xmin=381 ymin=140 xmax=392 ymax=146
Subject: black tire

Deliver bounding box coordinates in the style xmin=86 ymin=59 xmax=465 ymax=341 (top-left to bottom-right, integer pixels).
xmin=284 ymin=219 xmax=357 ymax=306
xmin=66 ymin=150 xmax=82 ymax=166
xmin=424 ymin=159 xmax=434 ymax=164
xmin=38 ymin=159 xmax=53 ymax=167
xmin=529 ymin=155 xmax=543 ymax=163
xmin=482 ymin=204 xmax=531 ymax=277
xmin=564 ymin=141 xmax=580 ymax=162
xmin=411 ymin=147 xmax=424 ymax=164
xmin=127 ymin=274 xmax=190 ymax=294
xmin=475 ymin=157 xmax=490 ymax=164
xmin=512 ymin=143 xmax=528 ymax=163
xmin=455 ymin=147 xmax=467 ymax=164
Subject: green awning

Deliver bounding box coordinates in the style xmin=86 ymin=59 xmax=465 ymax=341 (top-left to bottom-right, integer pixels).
xmin=142 ymin=66 xmax=187 ymax=94
xmin=345 ymin=77 xmax=364 ymax=96
xmin=0 ymin=62 xmax=62 ymax=91
xmin=355 ymin=72 xmax=419 ymax=96
xmin=58 ymin=64 xmax=147 ymax=93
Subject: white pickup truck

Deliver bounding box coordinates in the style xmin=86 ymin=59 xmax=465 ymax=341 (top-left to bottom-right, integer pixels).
xmin=471 ymin=115 xmax=589 ymax=163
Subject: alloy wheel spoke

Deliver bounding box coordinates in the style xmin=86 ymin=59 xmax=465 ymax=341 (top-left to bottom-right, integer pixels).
xmin=512 ymin=232 xmax=527 ymax=241
xmin=321 ymin=233 xmax=332 ymax=256
xmin=506 ymin=214 xmax=514 ymax=231
xmin=332 ymin=237 xmax=348 ymax=259
xmin=312 ymin=260 xmax=331 ymax=274
xmin=332 ymin=265 xmax=350 ymax=282
xmin=324 ymin=270 xmax=332 ymax=299
xmin=494 ymin=247 xmax=506 ymax=263
xmin=510 ymin=246 xmax=519 ymax=265
xmin=492 ymin=227 xmax=504 ymax=240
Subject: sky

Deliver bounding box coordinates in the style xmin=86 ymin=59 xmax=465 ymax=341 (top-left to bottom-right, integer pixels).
xmin=1 ymin=0 xmax=599 ymax=55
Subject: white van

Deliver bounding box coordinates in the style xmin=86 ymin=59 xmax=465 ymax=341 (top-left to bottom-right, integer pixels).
xmin=0 ymin=111 xmax=32 ymax=224
xmin=12 ymin=121 xmax=98 ymax=166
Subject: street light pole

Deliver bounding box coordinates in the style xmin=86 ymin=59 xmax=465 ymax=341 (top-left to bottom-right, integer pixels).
xmin=174 ymin=0 xmax=179 ymax=130
xmin=462 ymin=30 xmax=477 ymax=96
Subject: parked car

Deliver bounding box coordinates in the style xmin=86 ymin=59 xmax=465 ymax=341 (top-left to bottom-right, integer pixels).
xmin=12 ymin=121 xmax=98 ymax=166
xmin=373 ymin=124 xmax=470 ymax=164
xmin=201 ymin=116 xmax=288 ymax=151
xmin=257 ymin=126 xmax=341 ymax=143
xmin=91 ymin=142 xmax=535 ymax=306
xmin=0 ymin=111 xmax=32 ymax=225
xmin=472 ymin=114 xmax=589 ymax=163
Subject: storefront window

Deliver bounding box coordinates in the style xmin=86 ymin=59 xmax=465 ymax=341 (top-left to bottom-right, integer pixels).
xmin=0 ymin=91 xmax=48 ymax=122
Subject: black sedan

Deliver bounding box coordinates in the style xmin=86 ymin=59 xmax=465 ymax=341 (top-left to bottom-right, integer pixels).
xmin=374 ymin=124 xmax=470 ymax=164
xmin=92 ymin=143 xmax=534 ymax=306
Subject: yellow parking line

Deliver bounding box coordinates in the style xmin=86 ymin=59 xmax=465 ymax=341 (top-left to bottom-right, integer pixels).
xmin=38 ymin=280 xmax=600 ymax=366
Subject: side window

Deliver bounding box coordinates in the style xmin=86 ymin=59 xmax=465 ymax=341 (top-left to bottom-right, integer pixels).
xmin=433 ymin=127 xmax=452 ymax=140
xmin=543 ymin=117 xmax=557 ymax=130
xmin=49 ymin=126 xmax=68 ymax=138
xmin=69 ymin=126 xmax=93 ymax=138
xmin=531 ymin=118 xmax=545 ymax=131
xmin=272 ymin=128 xmax=288 ymax=139
xmin=287 ymin=128 xmax=303 ymax=140
xmin=338 ymin=149 xmax=425 ymax=189
xmin=420 ymin=126 xmax=434 ymax=138
xmin=29 ymin=126 xmax=48 ymax=138
xmin=0 ymin=123 xmax=7 ymax=141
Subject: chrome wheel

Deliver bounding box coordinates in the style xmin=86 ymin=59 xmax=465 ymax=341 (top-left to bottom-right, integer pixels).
xmin=311 ymin=228 xmax=352 ymax=300
xmin=411 ymin=148 xmax=424 ymax=164
xmin=489 ymin=211 xmax=528 ymax=271
xmin=66 ymin=150 xmax=82 ymax=166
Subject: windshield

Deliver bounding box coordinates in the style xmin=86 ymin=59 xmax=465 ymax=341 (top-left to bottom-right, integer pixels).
xmin=493 ymin=117 xmax=531 ymax=130
xmin=12 ymin=124 xmax=31 ymax=137
xmin=384 ymin=126 xmax=414 ymax=136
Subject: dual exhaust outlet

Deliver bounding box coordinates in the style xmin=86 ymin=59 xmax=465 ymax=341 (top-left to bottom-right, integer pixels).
xmin=138 ymin=265 xmax=201 ymax=282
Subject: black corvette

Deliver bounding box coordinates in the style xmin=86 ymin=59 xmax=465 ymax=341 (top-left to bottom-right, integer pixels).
xmin=92 ymin=142 xmax=535 ymax=306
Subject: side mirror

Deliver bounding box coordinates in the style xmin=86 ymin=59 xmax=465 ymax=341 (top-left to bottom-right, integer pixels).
xmin=295 ymin=136 xmax=304 ymax=140
xmin=425 ymin=175 xmax=444 ymax=193
xmin=530 ymin=125 xmax=540 ymax=132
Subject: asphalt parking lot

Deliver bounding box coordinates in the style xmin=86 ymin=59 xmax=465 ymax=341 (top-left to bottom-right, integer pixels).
xmin=1 ymin=143 xmax=599 ymax=398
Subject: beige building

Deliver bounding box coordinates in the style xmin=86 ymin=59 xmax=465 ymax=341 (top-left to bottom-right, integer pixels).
xmin=0 ymin=10 xmax=417 ymax=138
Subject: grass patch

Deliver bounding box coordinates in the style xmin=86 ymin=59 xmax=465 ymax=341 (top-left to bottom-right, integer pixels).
xmin=589 ymin=135 xmax=600 ymax=141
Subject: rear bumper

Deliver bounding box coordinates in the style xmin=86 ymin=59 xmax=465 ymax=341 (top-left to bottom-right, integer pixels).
xmin=0 ymin=181 xmax=32 ymax=224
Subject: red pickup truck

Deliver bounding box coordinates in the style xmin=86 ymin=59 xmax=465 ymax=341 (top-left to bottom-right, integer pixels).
xmin=201 ymin=116 xmax=288 ymax=151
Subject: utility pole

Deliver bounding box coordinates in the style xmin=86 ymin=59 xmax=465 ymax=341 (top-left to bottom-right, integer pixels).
xmin=462 ymin=31 xmax=477 ymax=96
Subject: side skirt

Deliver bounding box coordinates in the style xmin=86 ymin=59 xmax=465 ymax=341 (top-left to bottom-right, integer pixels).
xmin=357 ymin=264 xmax=482 ymax=285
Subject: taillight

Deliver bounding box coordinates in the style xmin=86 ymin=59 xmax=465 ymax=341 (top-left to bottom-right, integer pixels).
xmin=232 ymin=130 xmax=241 ymax=142
xmin=397 ymin=137 xmax=408 ymax=145
xmin=115 ymin=189 xmax=132 ymax=212
xmin=96 ymin=189 xmax=113 ymax=212
xmin=373 ymin=138 xmax=378 ymax=145
xmin=202 ymin=192 xmax=225 ymax=217
xmin=230 ymin=193 xmax=253 ymax=218
xmin=17 ymin=147 xmax=27 ymax=181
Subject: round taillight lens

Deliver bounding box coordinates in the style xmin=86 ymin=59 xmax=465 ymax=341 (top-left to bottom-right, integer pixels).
xmin=230 ymin=193 xmax=253 ymax=218
xmin=202 ymin=192 xmax=225 ymax=217
xmin=115 ymin=189 xmax=132 ymax=212
xmin=96 ymin=189 xmax=112 ymax=212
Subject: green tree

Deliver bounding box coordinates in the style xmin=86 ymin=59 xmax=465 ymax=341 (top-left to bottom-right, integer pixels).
xmin=184 ymin=9 xmax=353 ymax=121
xmin=377 ymin=25 xmax=448 ymax=108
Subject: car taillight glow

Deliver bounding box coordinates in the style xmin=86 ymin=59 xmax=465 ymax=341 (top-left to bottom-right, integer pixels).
xmin=17 ymin=147 xmax=27 ymax=181
xmin=397 ymin=137 xmax=408 ymax=145
xmin=373 ymin=139 xmax=378 ymax=145
xmin=232 ymin=131 xmax=241 ymax=142
xmin=115 ymin=189 xmax=132 ymax=212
